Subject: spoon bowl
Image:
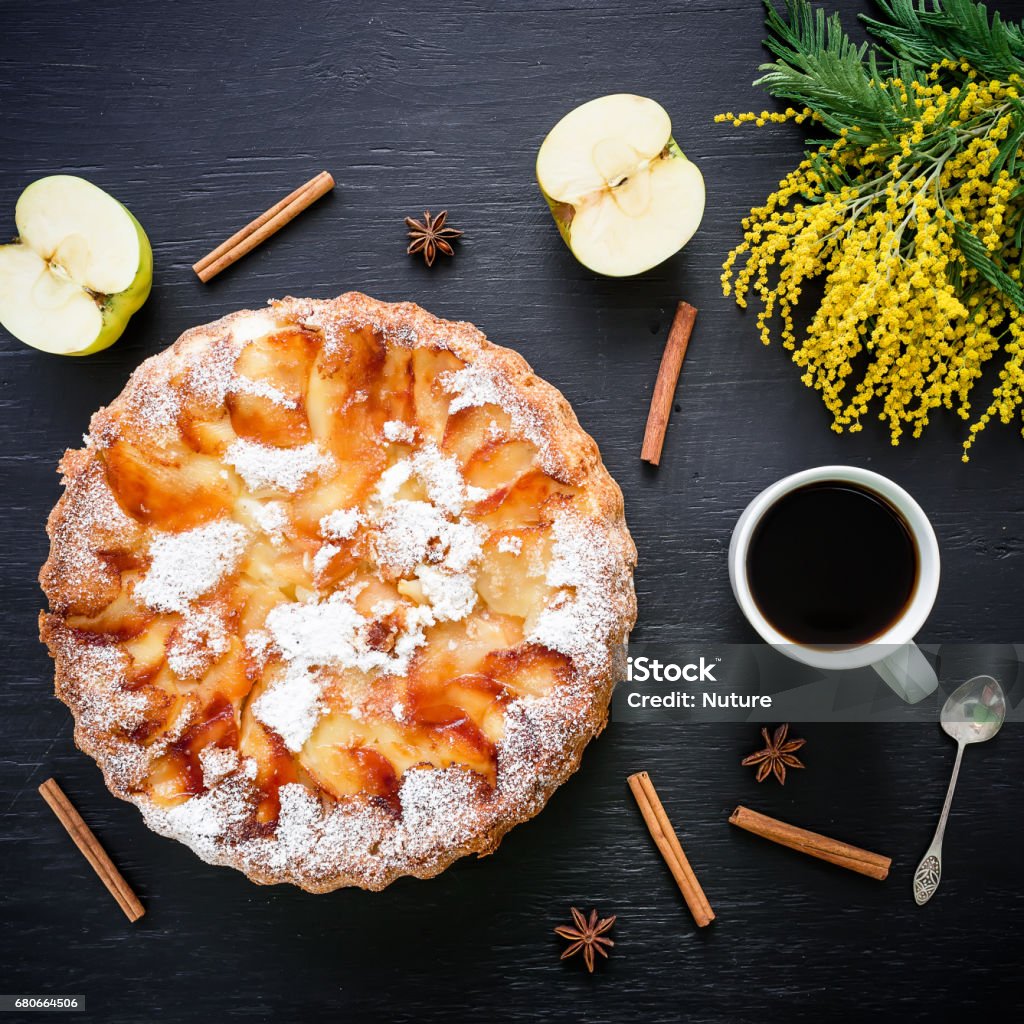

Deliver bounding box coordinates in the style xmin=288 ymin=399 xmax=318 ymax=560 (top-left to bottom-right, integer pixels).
xmin=940 ymin=674 xmax=1006 ymax=744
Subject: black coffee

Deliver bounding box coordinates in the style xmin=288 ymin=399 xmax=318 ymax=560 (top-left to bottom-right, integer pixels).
xmin=746 ymin=481 xmax=917 ymax=646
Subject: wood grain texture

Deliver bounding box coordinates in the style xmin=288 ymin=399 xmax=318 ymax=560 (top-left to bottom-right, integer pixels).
xmin=1 ymin=0 xmax=1022 ymax=1020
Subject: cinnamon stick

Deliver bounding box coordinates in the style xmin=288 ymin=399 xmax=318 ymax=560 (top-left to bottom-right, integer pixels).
xmin=193 ymin=170 xmax=335 ymax=282
xmin=628 ymin=771 xmax=715 ymax=927
xmin=39 ymin=778 xmax=145 ymax=922
xmin=641 ymin=301 xmax=698 ymax=465
xmin=729 ymin=805 xmax=891 ymax=880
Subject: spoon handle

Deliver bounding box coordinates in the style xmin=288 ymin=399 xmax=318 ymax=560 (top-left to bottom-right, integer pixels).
xmin=913 ymin=740 xmax=966 ymax=905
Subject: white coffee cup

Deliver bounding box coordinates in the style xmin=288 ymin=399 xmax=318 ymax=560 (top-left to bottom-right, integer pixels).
xmin=728 ymin=466 xmax=940 ymax=703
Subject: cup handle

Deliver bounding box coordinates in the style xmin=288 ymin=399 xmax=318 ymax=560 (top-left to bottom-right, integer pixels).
xmin=871 ymin=642 xmax=937 ymax=704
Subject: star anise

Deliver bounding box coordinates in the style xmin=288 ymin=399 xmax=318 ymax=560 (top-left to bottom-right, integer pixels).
xmin=741 ymin=723 xmax=806 ymax=784
xmin=554 ymin=907 xmax=616 ymax=972
xmin=405 ymin=209 xmax=463 ymax=267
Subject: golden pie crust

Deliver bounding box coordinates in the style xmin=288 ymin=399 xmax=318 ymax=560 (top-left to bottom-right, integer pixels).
xmin=39 ymin=293 xmax=636 ymax=891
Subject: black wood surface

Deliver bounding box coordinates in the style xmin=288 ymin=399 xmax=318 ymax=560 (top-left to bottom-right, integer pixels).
xmin=2 ymin=1 xmax=1022 ymax=1021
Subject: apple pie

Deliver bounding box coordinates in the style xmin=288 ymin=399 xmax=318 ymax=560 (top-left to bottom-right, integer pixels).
xmin=39 ymin=293 xmax=637 ymax=892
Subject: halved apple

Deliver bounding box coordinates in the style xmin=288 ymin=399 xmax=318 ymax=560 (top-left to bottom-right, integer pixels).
xmin=536 ymin=94 xmax=705 ymax=277
xmin=0 ymin=175 xmax=152 ymax=355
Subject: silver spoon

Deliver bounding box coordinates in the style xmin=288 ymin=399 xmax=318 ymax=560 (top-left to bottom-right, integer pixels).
xmin=913 ymin=674 xmax=1006 ymax=905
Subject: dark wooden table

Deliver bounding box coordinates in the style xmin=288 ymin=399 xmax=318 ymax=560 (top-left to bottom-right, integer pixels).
xmin=2 ymin=1 xmax=1022 ymax=1020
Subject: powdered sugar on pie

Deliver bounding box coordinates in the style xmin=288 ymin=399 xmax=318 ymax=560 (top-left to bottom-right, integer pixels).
xmin=39 ymin=293 xmax=636 ymax=892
